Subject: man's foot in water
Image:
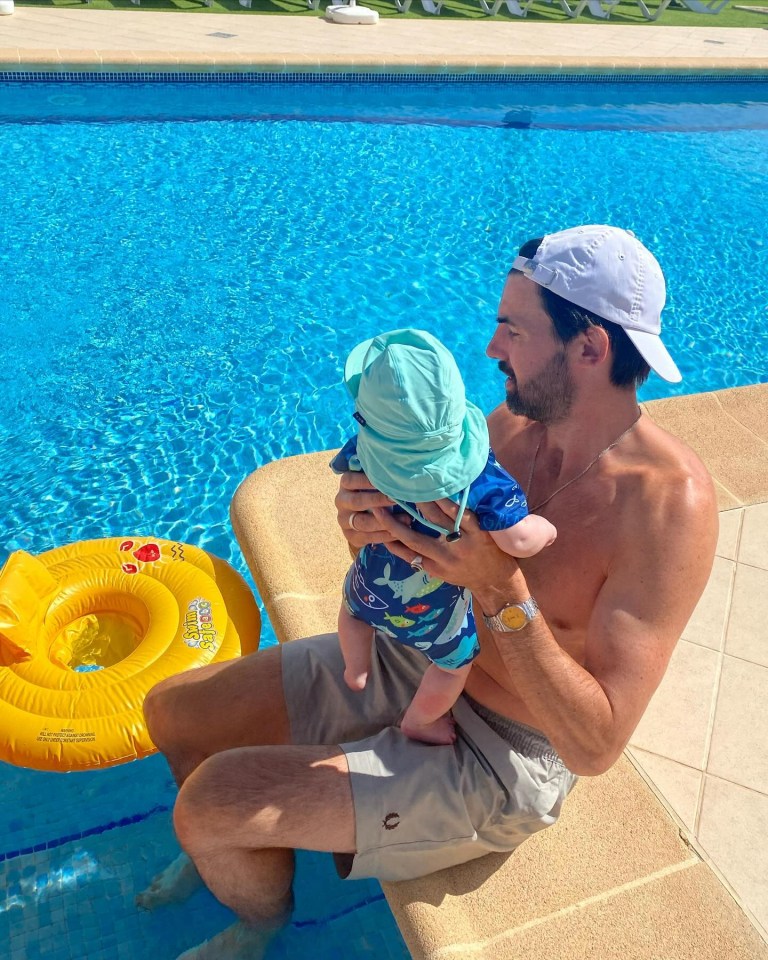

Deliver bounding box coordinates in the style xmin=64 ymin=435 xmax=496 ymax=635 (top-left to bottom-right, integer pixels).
xmin=135 ymin=852 xmax=205 ymax=910
xmin=177 ymin=920 xmax=283 ymax=960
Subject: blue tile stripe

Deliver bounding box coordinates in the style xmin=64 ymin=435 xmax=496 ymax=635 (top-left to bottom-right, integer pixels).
xmin=0 ymin=71 xmax=766 ymax=84
xmin=0 ymin=803 xmax=172 ymax=864
xmin=292 ymin=892 xmax=387 ymax=928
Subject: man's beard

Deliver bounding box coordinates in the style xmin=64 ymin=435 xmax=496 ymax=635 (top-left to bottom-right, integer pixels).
xmin=503 ymin=350 xmax=574 ymax=425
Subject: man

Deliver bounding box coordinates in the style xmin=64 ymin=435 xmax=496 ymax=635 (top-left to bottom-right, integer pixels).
xmin=141 ymin=225 xmax=717 ymax=960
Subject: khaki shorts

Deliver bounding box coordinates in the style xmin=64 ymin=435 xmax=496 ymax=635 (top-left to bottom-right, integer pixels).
xmin=282 ymin=632 xmax=578 ymax=882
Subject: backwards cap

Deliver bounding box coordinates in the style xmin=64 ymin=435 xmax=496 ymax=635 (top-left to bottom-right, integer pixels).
xmin=512 ymin=225 xmax=681 ymax=383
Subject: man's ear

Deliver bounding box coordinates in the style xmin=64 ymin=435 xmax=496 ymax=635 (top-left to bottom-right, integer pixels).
xmin=576 ymin=325 xmax=611 ymax=368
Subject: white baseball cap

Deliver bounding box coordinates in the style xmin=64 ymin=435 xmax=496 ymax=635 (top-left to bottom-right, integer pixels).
xmin=511 ymin=225 xmax=681 ymax=383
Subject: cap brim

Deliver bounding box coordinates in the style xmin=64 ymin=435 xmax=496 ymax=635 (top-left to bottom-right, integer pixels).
xmin=625 ymin=328 xmax=682 ymax=384
xmin=343 ymin=337 xmax=376 ymax=399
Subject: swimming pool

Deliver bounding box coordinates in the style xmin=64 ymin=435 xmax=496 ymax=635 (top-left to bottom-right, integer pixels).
xmin=1 ymin=75 xmax=767 ymax=960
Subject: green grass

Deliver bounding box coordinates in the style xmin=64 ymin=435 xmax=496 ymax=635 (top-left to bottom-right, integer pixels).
xmin=15 ymin=0 xmax=768 ymax=22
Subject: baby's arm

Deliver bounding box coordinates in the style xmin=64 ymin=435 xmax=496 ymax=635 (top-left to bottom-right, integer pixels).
xmin=490 ymin=513 xmax=557 ymax=558
xmin=400 ymin=662 xmax=472 ymax=745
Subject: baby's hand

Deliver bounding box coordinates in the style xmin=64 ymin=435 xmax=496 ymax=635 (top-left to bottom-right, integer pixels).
xmin=400 ymin=713 xmax=457 ymax=746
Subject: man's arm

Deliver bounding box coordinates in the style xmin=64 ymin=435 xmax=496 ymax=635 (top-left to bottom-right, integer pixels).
xmin=373 ymin=471 xmax=718 ymax=776
xmin=473 ymin=475 xmax=718 ymax=775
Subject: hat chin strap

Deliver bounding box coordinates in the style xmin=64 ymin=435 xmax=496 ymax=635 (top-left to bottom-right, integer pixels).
xmin=391 ymin=486 xmax=470 ymax=539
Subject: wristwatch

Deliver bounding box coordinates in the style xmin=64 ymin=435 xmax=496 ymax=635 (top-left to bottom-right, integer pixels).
xmin=482 ymin=597 xmax=539 ymax=633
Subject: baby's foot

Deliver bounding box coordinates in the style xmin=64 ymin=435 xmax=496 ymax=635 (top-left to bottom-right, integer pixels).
xmin=177 ymin=920 xmax=281 ymax=960
xmin=344 ymin=668 xmax=368 ymax=691
xmin=135 ymin=852 xmax=204 ymax=910
xmin=400 ymin=713 xmax=456 ymax=745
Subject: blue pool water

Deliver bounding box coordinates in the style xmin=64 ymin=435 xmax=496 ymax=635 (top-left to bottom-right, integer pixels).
xmin=1 ymin=76 xmax=767 ymax=960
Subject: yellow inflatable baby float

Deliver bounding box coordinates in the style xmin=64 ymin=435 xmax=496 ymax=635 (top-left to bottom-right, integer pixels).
xmin=0 ymin=537 xmax=260 ymax=773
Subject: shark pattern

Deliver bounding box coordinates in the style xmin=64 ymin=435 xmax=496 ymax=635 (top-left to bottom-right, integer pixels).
xmin=350 ymin=566 xmax=389 ymax=610
xmin=373 ymin=562 xmax=444 ymax=605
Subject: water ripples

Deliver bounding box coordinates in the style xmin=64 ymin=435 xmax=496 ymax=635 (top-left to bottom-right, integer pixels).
xmin=1 ymin=89 xmax=767 ymax=571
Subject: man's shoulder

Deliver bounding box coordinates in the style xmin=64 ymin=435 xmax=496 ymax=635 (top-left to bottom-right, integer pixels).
xmin=487 ymin=403 xmax=531 ymax=451
xmin=619 ymin=416 xmax=718 ymax=537
xmin=636 ymin=416 xmax=714 ymax=495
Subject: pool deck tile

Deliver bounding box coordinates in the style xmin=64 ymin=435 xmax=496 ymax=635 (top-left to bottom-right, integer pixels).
xmin=625 ymin=749 xmax=702 ymax=832
xmin=726 ymin=562 xmax=768 ymax=665
xmin=681 ymin=555 xmax=734 ymax=652
xmin=627 ymin=494 xmax=768 ymax=941
xmin=2 ymin=10 xmax=768 ymax=71
xmin=739 ymin=501 xmax=768 ymax=570
xmin=232 ymin=384 xmax=768 ymax=958
xmin=698 ymin=777 xmax=768 ymax=938
xmin=630 ymin=638 xmax=722 ymax=770
xmin=706 ymin=656 xmax=768 ymax=795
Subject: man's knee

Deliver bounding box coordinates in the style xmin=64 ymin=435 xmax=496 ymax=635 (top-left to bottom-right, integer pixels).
xmin=143 ymin=674 xmax=185 ymax=753
xmin=173 ymin=751 xmax=255 ymax=854
xmin=173 ymin=759 xmax=212 ymax=855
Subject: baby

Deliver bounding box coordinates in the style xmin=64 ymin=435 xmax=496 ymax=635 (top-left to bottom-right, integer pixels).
xmin=331 ymin=329 xmax=556 ymax=745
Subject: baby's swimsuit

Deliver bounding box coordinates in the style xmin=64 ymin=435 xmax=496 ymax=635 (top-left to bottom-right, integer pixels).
xmin=331 ymin=438 xmax=529 ymax=669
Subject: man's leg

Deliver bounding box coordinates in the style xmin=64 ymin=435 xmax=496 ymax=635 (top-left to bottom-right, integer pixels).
xmin=171 ymin=743 xmax=355 ymax=959
xmin=143 ymin=645 xmax=291 ymax=786
xmin=138 ymin=646 xmax=293 ymax=911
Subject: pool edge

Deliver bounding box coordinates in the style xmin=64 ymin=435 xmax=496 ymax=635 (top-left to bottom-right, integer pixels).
xmin=2 ymin=54 xmax=768 ymax=77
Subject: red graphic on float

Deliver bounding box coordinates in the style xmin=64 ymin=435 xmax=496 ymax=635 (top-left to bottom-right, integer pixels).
xmin=118 ymin=541 xmax=161 ymax=574
xmin=133 ymin=543 xmax=160 ymax=563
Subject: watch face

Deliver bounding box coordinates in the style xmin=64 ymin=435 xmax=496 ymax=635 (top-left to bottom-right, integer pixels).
xmin=500 ymin=605 xmax=527 ymax=630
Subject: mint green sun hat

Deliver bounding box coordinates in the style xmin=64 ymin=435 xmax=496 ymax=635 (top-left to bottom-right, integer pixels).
xmin=343 ymin=328 xmax=490 ymax=539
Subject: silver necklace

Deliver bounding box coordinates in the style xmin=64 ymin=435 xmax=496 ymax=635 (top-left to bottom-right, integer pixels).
xmin=526 ymin=408 xmax=642 ymax=513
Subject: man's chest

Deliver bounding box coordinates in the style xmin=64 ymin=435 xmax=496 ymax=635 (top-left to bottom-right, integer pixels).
xmin=518 ymin=497 xmax=613 ymax=637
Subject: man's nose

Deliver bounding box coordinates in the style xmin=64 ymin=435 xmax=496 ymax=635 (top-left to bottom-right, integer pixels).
xmin=486 ymin=326 xmax=503 ymax=359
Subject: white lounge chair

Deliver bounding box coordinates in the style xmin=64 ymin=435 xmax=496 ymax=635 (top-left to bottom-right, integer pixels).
xmin=477 ymin=0 xmax=616 ymax=16
xmin=391 ymin=0 xmax=445 ymax=12
xmin=477 ymin=0 xmax=536 ymax=14
xmin=634 ymin=0 xmax=730 ymax=18
xmin=556 ymin=0 xmax=621 ymax=16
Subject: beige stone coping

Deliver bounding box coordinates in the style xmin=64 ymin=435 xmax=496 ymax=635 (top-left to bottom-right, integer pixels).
xmin=230 ymin=382 xmax=768 ymax=959
xmin=3 ymin=52 xmax=767 ymax=73
xmin=3 ymin=51 xmax=768 ymax=72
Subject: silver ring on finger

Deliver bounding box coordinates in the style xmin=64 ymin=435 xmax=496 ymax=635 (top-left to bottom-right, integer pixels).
xmin=410 ymin=555 xmax=424 ymax=571
xmin=348 ymin=512 xmax=360 ymax=532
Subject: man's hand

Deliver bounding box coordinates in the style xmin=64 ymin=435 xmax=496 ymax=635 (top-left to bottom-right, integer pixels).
xmin=373 ymin=499 xmax=523 ymax=601
xmin=335 ymin=471 xmax=400 ymax=549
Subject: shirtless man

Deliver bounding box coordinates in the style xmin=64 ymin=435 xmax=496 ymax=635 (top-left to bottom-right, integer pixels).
xmin=140 ymin=225 xmax=717 ymax=960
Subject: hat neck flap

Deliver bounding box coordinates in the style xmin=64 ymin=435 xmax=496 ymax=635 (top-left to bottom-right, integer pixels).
xmin=391 ymin=485 xmax=470 ymax=538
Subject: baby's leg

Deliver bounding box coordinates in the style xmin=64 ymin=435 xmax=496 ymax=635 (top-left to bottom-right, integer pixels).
xmin=400 ymin=663 xmax=472 ymax=745
xmin=337 ymin=605 xmax=374 ymax=691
